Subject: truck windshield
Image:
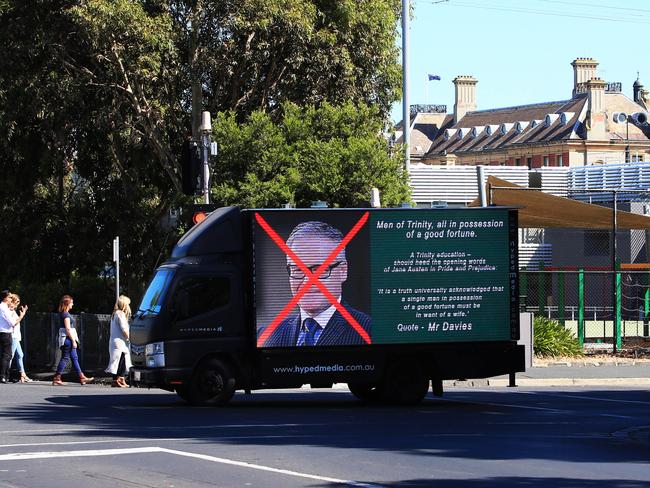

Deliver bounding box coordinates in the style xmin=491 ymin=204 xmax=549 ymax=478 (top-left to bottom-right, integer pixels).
xmin=136 ymin=269 xmax=174 ymax=318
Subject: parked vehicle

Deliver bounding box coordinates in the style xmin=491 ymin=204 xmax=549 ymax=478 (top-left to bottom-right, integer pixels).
xmin=130 ymin=205 xmax=524 ymax=405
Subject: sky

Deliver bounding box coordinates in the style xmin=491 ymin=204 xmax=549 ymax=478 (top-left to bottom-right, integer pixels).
xmin=390 ymin=0 xmax=650 ymax=123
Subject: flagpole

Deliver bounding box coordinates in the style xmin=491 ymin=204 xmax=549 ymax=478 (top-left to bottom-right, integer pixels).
xmin=425 ymin=75 xmax=428 ymax=104
xmin=402 ymin=0 xmax=410 ymax=173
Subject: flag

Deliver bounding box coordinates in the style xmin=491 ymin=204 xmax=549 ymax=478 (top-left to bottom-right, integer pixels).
xmin=428 ymin=74 xmax=441 ymax=81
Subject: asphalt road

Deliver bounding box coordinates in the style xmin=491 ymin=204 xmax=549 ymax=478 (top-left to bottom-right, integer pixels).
xmin=0 ymin=383 xmax=648 ymax=488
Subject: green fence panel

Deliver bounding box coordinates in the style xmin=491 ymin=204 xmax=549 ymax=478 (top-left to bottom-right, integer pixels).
xmin=578 ymin=269 xmax=584 ymax=347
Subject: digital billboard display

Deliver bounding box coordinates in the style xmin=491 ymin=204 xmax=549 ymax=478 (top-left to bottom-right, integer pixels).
xmin=253 ymin=208 xmax=517 ymax=348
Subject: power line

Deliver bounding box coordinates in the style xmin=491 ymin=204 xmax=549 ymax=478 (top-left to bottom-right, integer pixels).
xmin=416 ymin=0 xmax=650 ymax=25
xmin=537 ymin=0 xmax=650 ymax=15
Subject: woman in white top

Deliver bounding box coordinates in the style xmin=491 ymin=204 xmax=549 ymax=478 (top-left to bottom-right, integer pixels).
xmin=9 ymin=294 xmax=31 ymax=382
xmin=105 ymin=295 xmax=132 ymax=387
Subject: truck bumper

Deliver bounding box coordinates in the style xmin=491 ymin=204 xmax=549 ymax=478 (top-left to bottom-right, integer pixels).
xmin=130 ymin=367 xmax=192 ymax=391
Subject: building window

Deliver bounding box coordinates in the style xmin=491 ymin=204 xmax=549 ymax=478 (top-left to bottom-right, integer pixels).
xmin=543 ymin=156 xmax=550 ymax=167
xmin=526 ymin=157 xmax=532 ymax=169
xmin=516 ymin=158 xmax=522 ymax=166
xmin=520 ymin=228 xmax=545 ymax=244
xmin=557 ymin=154 xmax=563 ymax=166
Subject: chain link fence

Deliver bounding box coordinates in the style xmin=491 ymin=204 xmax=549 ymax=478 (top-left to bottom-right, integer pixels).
xmin=520 ymin=270 xmax=650 ymax=351
xmin=16 ymin=312 xmax=111 ymax=374
xmin=512 ymin=187 xmax=650 ymax=352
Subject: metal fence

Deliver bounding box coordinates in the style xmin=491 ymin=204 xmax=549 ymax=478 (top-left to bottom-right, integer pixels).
xmin=521 ymin=269 xmax=650 ymax=351
xmin=17 ymin=312 xmax=111 ymax=373
xmin=499 ymin=185 xmax=650 ymax=351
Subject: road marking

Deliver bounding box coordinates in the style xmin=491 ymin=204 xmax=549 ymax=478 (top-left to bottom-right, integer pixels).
xmin=2 ymin=428 xmax=94 ymax=434
xmin=440 ymin=394 xmax=570 ymax=413
xmin=157 ymin=447 xmax=383 ymax=487
xmin=0 ymin=438 xmax=187 ymax=449
xmin=523 ymin=391 xmax=650 ymax=406
xmin=0 ymin=447 xmax=384 ymax=488
xmin=0 ymin=447 xmax=160 ymax=461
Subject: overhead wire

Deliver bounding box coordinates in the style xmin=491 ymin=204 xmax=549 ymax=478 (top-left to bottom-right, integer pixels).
xmin=537 ymin=0 xmax=650 ymax=15
xmin=415 ymin=0 xmax=650 ymax=25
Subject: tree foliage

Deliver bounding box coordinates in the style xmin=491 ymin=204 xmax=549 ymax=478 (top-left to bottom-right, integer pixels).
xmin=212 ymin=102 xmax=409 ymax=208
xmin=0 ymin=0 xmax=405 ymax=310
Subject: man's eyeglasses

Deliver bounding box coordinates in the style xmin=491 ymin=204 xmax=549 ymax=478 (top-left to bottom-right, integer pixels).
xmin=286 ymin=262 xmax=343 ymax=280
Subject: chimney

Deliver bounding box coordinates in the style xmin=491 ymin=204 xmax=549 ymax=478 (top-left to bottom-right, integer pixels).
xmin=634 ymin=76 xmax=644 ymax=103
xmin=571 ymin=57 xmax=598 ymax=97
xmin=586 ymin=77 xmax=607 ymax=140
xmin=453 ymin=76 xmax=477 ymax=124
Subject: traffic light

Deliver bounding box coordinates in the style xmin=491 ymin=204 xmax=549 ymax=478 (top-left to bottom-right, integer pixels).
xmin=192 ymin=209 xmax=208 ymax=225
xmin=186 ymin=204 xmax=217 ymax=227
xmin=181 ymin=140 xmax=202 ymax=196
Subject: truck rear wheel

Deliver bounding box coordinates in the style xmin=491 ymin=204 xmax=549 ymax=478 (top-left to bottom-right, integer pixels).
xmin=382 ymin=362 xmax=430 ymax=405
xmin=188 ymin=358 xmax=236 ymax=406
xmin=347 ymin=382 xmax=384 ymax=403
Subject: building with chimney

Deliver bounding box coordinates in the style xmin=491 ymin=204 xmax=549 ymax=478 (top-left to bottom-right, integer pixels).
xmin=401 ymin=58 xmax=650 ymax=168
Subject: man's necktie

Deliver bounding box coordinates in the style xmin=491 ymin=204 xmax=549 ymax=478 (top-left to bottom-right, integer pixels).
xmin=303 ymin=317 xmax=320 ymax=346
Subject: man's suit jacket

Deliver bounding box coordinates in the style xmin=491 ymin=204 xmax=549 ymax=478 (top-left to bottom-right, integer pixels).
xmin=261 ymin=303 xmax=372 ymax=347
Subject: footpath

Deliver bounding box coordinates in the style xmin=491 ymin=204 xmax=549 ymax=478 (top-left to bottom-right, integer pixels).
xmin=448 ymin=356 xmax=650 ymax=388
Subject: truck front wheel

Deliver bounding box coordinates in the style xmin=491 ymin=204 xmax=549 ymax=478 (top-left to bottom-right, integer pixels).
xmin=188 ymin=358 xmax=236 ymax=406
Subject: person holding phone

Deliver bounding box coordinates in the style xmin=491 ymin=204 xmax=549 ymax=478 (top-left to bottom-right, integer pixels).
xmin=9 ymin=293 xmax=32 ymax=382
xmin=0 ymin=290 xmax=27 ymax=383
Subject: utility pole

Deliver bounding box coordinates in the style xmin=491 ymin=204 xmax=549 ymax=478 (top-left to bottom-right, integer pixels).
xmin=402 ymin=0 xmax=410 ymax=173
xmin=113 ymin=236 xmax=120 ymax=303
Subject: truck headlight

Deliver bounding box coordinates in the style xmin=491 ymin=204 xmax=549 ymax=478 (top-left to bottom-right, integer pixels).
xmin=145 ymin=341 xmax=165 ymax=368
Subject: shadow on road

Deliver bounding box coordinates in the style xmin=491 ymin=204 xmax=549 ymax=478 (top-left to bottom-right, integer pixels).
xmin=1 ymin=386 xmax=649 ymax=470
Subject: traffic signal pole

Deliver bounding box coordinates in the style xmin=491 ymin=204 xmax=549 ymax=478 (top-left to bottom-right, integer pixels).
xmin=201 ymin=111 xmax=212 ymax=204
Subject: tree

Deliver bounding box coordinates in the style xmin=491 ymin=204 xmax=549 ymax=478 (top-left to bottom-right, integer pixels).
xmin=0 ymin=0 xmax=405 ymax=310
xmin=0 ymin=0 xmax=183 ymax=309
xmin=172 ymin=0 xmax=402 ymax=127
xmin=212 ymin=102 xmax=410 ymax=209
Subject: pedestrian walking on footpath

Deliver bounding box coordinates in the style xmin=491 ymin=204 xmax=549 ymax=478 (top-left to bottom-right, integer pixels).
xmin=9 ymin=293 xmax=32 ymax=382
xmin=52 ymin=295 xmax=94 ymax=386
xmin=0 ymin=290 xmax=27 ymax=383
xmin=105 ymin=295 xmax=132 ymax=388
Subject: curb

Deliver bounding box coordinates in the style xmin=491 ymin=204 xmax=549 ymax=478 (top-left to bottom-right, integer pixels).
xmin=447 ymin=378 xmax=650 ymax=387
xmin=534 ymin=362 xmax=650 ymax=367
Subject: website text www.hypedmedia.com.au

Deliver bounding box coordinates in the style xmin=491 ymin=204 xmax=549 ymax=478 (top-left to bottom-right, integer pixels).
xmin=273 ymin=363 xmax=376 ymax=374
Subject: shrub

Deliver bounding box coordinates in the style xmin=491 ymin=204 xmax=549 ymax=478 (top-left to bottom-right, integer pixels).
xmin=533 ymin=316 xmax=584 ymax=358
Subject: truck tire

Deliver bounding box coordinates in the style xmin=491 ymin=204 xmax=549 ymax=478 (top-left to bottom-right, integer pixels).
xmin=188 ymin=358 xmax=236 ymax=406
xmin=382 ymin=362 xmax=429 ymax=405
xmin=347 ymin=382 xmax=384 ymax=403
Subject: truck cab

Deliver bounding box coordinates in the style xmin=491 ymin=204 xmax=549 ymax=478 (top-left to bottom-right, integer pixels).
xmin=130 ymin=207 xmax=249 ymax=404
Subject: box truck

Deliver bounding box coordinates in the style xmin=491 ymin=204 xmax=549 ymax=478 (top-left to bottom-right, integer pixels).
xmin=129 ymin=206 xmax=524 ymax=405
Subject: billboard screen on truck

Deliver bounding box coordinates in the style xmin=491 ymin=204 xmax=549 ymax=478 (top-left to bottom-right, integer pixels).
xmin=253 ymin=208 xmax=518 ymax=348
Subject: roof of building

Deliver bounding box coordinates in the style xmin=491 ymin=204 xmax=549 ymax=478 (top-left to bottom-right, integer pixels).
xmin=425 ymin=96 xmax=588 ymax=157
xmin=408 ymin=112 xmax=452 ymax=156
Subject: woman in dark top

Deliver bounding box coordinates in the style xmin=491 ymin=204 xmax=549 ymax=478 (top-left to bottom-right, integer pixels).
xmin=52 ymin=295 xmax=94 ymax=386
